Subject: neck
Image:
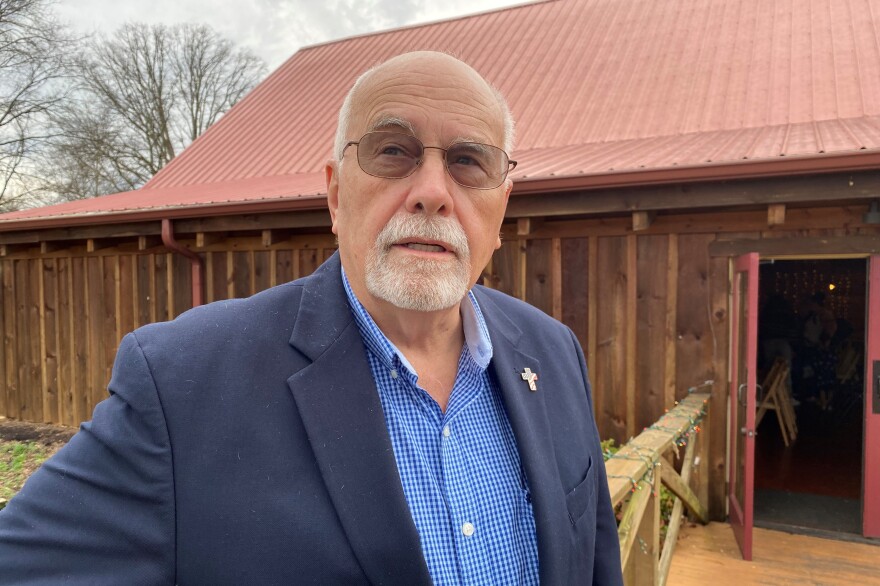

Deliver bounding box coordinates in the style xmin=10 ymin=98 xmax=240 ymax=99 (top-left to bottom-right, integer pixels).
xmin=361 ymin=293 xmax=465 ymax=357
xmin=353 ymin=281 xmax=467 ymax=412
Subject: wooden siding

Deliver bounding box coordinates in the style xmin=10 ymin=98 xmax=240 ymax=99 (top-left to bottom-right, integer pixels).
xmin=0 ymin=235 xmax=336 ymax=428
xmin=0 ymin=202 xmax=877 ymax=521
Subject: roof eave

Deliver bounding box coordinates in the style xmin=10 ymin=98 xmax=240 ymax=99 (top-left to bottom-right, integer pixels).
xmin=0 ymin=195 xmax=329 ymax=233
xmin=2 ymin=150 xmax=879 ymax=234
xmin=511 ymin=149 xmax=880 ymax=194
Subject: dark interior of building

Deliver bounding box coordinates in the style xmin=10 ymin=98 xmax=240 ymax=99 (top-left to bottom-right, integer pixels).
xmin=754 ymin=258 xmax=866 ymax=539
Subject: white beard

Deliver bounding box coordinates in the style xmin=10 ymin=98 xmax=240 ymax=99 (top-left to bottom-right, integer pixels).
xmin=365 ymin=214 xmax=472 ymax=311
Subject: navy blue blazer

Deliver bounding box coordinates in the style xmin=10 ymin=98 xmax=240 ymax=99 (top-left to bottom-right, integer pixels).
xmin=0 ymin=253 xmax=622 ymax=585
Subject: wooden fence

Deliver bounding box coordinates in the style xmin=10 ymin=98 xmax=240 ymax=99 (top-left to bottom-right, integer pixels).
xmin=2 ymin=200 xmax=877 ymax=521
xmin=606 ymin=387 xmax=712 ymax=585
xmin=0 ymin=235 xmax=337 ymax=427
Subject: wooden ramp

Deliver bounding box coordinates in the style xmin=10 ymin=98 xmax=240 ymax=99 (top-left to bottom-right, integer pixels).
xmin=667 ymin=522 xmax=880 ymax=585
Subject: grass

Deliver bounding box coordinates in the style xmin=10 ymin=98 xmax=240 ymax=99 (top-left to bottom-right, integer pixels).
xmin=0 ymin=440 xmax=65 ymax=504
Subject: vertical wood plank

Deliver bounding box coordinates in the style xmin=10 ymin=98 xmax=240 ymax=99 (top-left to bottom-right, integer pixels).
xmin=38 ymin=258 xmax=47 ymax=421
xmin=57 ymin=258 xmax=74 ymax=426
xmin=525 ymin=238 xmax=553 ymax=316
xmin=165 ymin=253 xmax=175 ymax=321
xmin=226 ymin=251 xmax=235 ymax=298
xmin=205 ymin=251 xmax=215 ymax=303
xmin=153 ymin=253 xmax=167 ymax=322
xmin=149 ymin=253 xmax=158 ymax=323
xmin=269 ymin=249 xmax=277 ymax=287
xmin=551 ymin=238 xmax=562 ymax=321
xmin=0 ymin=261 xmax=6 ymax=418
xmin=561 ymin=238 xmax=589 ymax=353
xmin=292 ymin=247 xmax=301 ymax=280
xmin=86 ymin=256 xmax=104 ymax=414
xmin=42 ymin=258 xmax=59 ymax=423
xmin=232 ymin=251 xmax=251 ymax=297
xmin=101 ymin=256 xmax=117 ymax=409
xmin=626 ymin=234 xmax=637 ymax=439
xmin=254 ymin=250 xmax=271 ymax=293
xmin=595 ymin=236 xmax=628 ymax=443
xmin=172 ymin=253 xmax=191 ymax=318
xmin=675 ymin=234 xmax=715 ymax=396
xmin=275 ymin=249 xmax=293 ymax=286
xmin=249 ymin=250 xmax=256 ymax=295
xmin=118 ymin=254 xmax=137 ymax=338
xmin=14 ymin=261 xmax=27 ymax=420
xmin=22 ymin=260 xmax=43 ymax=422
xmin=131 ymin=254 xmax=140 ymax=329
xmin=210 ymin=251 xmax=227 ymax=302
xmin=665 ymin=235 xmax=679 ymax=412
xmin=588 ymin=236 xmax=599 ymax=406
xmin=637 ymin=234 xmax=669 ymax=433
xmin=72 ymin=257 xmax=89 ymax=424
xmin=137 ymin=254 xmax=152 ymax=328
xmin=3 ymin=261 xmax=17 ymax=419
xmin=298 ymin=248 xmax=319 ymax=278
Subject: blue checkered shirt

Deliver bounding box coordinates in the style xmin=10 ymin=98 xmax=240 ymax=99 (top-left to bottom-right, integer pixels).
xmin=342 ymin=270 xmax=539 ymax=585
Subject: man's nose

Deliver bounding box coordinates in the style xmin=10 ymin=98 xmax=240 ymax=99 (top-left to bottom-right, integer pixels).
xmin=403 ymin=150 xmax=455 ymax=216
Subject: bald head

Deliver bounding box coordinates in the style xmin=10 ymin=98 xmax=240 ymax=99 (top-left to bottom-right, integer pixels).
xmin=333 ymin=51 xmax=515 ymax=161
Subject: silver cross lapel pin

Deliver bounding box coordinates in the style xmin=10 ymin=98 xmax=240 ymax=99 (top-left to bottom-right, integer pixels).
xmin=520 ymin=368 xmax=539 ymax=391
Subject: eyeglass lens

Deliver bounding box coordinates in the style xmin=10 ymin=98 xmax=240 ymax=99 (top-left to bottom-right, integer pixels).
xmin=355 ymin=132 xmax=510 ymax=189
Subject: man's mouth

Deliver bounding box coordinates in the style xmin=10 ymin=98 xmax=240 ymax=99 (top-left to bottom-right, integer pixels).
xmin=402 ymin=242 xmax=447 ymax=253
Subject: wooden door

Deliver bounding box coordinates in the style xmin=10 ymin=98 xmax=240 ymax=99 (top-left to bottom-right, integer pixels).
xmin=864 ymin=256 xmax=880 ymax=537
xmin=728 ymin=252 xmax=759 ymax=560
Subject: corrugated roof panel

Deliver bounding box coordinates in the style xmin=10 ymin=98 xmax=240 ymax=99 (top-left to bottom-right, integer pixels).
xmin=134 ymin=0 xmax=880 ymax=191
xmin=5 ymin=0 xmax=880 ymax=225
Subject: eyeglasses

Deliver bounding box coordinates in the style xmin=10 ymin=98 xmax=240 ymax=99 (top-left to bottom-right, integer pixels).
xmin=342 ymin=131 xmax=517 ymax=190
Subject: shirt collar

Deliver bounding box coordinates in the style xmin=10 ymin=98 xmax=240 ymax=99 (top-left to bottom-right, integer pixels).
xmin=341 ymin=266 xmax=493 ymax=373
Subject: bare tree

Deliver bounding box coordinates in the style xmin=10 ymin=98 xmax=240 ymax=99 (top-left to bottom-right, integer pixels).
xmin=43 ymin=22 xmax=266 ymax=200
xmin=0 ymin=0 xmax=72 ymax=211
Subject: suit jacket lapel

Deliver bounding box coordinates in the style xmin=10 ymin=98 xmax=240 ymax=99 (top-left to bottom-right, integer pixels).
xmin=477 ymin=290 xmax=571 ymax=586
xmin=287 ymin=255 xmax=431 ymax=585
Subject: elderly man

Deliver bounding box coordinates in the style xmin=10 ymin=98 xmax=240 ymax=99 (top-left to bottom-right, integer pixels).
xmin=0 ymin=52 xmax=621 ymax=585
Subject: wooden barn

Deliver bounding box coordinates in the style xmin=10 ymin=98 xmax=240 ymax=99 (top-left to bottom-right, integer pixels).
xmin=1 ymin=0 xmax=879 ymax=555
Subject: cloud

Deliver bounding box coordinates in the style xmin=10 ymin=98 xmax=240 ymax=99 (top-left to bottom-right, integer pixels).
xmin=55 ymin=0 xmax=522 ymax=69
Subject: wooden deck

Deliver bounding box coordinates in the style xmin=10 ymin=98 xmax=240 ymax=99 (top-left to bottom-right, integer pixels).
xmin=667 ymin=522 xmax=880 ymax=585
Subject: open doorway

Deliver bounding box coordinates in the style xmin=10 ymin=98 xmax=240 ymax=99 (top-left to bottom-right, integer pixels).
xmin=754 ymin=258 xmax=866 ymax=540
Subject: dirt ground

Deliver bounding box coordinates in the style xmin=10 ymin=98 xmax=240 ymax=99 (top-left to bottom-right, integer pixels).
xmin=0 ymin=418 xmax=77 ymax=444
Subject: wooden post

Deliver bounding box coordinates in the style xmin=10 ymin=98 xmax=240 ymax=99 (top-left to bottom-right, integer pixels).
xmin=633 ymin=210 xmax=657 ymax=231
xmin=768 ymin=204 xmax=786 ymax=226
xmin=633 ymin=463 xmax=661 ymax=585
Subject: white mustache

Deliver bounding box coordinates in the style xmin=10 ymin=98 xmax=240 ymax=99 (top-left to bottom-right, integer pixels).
xmin=376 ymin=214 xmax=470 ymax=258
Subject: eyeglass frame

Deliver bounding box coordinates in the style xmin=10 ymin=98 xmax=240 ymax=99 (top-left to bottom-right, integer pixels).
xmin=341 ymin=131 xmax=517 ymax=190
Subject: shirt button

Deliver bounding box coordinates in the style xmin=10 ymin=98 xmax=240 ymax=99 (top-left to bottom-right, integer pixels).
xmin=390 ymin=369 xmax=398 ymax=379
xmin=442 ymin=425 xmax=451 ymax=438
xmin=462 ymin=522 xmax=475 ymax=537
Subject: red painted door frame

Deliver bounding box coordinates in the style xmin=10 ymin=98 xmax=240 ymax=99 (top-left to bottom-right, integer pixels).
xmin=863 ymin=256 xmax=880 ymax=537
xmin=729 ymin=252 xmax=759 ymax=560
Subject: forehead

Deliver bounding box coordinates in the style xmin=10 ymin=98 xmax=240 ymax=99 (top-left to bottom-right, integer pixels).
xmin=350 ymin=61 xmax=504 ymax=146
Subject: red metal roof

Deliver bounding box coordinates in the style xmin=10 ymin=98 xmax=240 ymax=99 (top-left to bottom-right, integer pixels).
xmin=4 ymin=0 xmax=880 ymax=227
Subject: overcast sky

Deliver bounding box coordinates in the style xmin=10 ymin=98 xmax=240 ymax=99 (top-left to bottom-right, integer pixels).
xmin=54 ymin=0 xmax=527 ymax=70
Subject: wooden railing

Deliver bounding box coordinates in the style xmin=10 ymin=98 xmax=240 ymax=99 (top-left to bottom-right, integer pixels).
xmin=605 ymin=385 xmax=712 ymax=585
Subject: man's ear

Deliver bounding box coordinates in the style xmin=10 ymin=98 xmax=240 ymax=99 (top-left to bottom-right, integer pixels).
xmin=325 ymin=160 xmax=340 ymax=235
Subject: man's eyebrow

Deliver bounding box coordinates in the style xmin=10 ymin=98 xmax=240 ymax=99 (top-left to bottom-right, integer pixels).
xmin=366 ymin=115 xmax=416 ymax=134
